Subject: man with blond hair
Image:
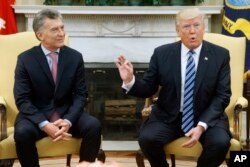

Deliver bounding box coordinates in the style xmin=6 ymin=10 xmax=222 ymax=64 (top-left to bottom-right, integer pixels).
xmin=116 ymin=7 xmax=231 ymax=167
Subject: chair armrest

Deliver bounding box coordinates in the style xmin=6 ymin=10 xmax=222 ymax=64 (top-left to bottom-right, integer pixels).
xmin=141 ymin=97 xmax=158 ymax=121
xmin=141 ymin=95 xmax=248 ymax=141
xmin=0 ymin=96 xmax=7 ymax=141
xmin=233 ymin=96 xmax=248 ymax=140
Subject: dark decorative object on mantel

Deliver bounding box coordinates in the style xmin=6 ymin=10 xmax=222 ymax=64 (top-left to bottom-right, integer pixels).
xmin=43 ymin=0 xmax=84 ymax=6
xmin=170 ymin=0 xmax=204 ymax=6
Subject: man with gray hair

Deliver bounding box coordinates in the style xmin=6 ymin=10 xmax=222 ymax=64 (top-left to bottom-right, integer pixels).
xmin=116 ymin=7 xmax=231 ymax=167
xmin=13 ymin=8 xmax=101 ymax=167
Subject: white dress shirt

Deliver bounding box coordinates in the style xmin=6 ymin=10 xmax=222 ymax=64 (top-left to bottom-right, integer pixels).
xmin=122 ymin=43 xmax=207 ymax=130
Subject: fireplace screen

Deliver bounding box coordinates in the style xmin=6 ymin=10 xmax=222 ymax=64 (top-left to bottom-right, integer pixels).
xmin=85 ymin=64 xmax=148 ymax=141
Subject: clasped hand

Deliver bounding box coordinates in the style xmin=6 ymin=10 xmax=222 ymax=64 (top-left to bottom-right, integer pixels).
xmin=42 ymin=119 xmax=72 ymax=142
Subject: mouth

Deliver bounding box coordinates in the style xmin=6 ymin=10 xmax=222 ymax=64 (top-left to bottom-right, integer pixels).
xmin=57 ymin=38 xmax=64 ymax=43
xmin=190 ymin=36 xmax=196 ymax=40
xmin=189 ymin=37 xmax=197 ymax=43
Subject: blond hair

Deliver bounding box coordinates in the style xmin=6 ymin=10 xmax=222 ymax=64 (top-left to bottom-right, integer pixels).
xmin=176 ymin=7 xmax=205 ymax=26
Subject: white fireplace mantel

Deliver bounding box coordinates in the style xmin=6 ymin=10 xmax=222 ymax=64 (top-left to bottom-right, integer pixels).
xmin=14 ymin=5 xmax=223 ymax=63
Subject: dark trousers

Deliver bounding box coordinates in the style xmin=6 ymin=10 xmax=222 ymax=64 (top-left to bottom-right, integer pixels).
xmin=138 ymin=114 xmax=231 ymax=167
xmin=14 ymin=112 xmax=102 ymax=167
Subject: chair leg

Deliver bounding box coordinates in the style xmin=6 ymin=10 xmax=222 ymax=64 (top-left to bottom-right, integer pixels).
xmin=0 ymin=159 xmax=15 ymax=167
xmin=136 ymin=149 xmax=145 ymax=167
xmin=66 ymin=154 xmax=72 ymax=167
xmin=170 ymin=154 xmax=176 ymax=167
xmin=97 ymin=149 xmax=106 ymax=163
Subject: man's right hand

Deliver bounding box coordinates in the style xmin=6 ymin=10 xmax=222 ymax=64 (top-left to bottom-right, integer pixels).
xmin=42 ymin=122 xmax=60 ymax=139
xmin=115 ymin=55 xmax=134 ymax=84
xmin=41 ymin=122 xmax=71 ymax=141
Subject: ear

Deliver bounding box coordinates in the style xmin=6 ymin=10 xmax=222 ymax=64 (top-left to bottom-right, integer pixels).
xmin=176 ymin=26 xmax=181 ymax=37
xmin=36 ymin=32 xmax=43 ymax=41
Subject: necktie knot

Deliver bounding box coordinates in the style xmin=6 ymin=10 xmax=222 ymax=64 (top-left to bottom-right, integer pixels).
xmin=189 ymin=50 xmax=195 ymax=55
xmin=49 ymin=52 xmax=58 ymax=63
xmin=49 ymin=52 xmax=58 ymax=83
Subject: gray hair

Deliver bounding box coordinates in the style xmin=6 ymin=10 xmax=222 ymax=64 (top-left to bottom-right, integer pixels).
xmin=32 ymin=8 xmax=63 ymax=33
xmin=176 ymin=7 xmax=205 ymax=26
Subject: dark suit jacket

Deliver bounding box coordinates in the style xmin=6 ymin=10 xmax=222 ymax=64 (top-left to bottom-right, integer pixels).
xmin=14 ymin=45 xmax=87 ymax=125
xmin=128 ymin=40 xmax=231 ymax=131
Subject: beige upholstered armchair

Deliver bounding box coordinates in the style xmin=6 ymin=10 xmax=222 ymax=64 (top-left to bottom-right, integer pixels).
xmin=0 ymin=32 xmax=105 ymax=166
xmin=136 ymin=33 xmax=249 ymax=167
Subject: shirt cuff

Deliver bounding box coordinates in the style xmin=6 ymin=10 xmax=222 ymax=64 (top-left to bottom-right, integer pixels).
xmin=64 ymin=119 xmax=72 ymax=127
xmin=198 ymin=121 xmax=208 ymax=131
xmin=39 ymin=120 xmax=49 ymax=129
xmin=121 ymin=75 xmax=135 ymax=93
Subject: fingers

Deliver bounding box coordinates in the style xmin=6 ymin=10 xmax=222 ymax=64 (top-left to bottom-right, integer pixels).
xmin=53 ymin=118 xmax=67 ymax=127
xmin=116 ymin=55 xmax=130 ymax=67
xmin=181 ymin=137 xmax=197 ymax=148
xmin=54 ymin=126 xmax=72 ymax=137
xmin=185 ymin=131 xmax=191 ymax=137
xmin=117 ymin=55 xmax=126 ymax=63
xmin=53 ymin=132 xmax=72 ymax=142
xmin=181 ymin=140 xmax=193 ymax=148
xmin=53 ymin=126 xmax=72 ymax=142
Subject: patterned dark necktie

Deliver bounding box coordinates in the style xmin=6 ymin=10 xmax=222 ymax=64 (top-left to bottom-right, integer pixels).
xmin=182 ymin=50 xmax=196 ymax=133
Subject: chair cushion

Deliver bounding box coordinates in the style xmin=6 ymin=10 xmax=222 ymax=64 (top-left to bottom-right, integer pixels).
xmin=164 ymin=137 xmax=202 ymax=157
xmin=164 ymin=137 xmax=241 ymax=159
xmin=0 ymin=128 xmax=81 ymax=159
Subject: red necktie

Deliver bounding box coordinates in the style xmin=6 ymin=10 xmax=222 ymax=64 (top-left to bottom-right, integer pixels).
xmin=48 ymin=52 xmax=60 ymax=122
xmin=49 ymin=52 xmax=58 ymax=83
xmin=50 ymin=111 xmax=60 ymax=123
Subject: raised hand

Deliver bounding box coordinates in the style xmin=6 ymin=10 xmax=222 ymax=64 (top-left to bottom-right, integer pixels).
xmin=115 ymin=55 xmax=134 ymax=84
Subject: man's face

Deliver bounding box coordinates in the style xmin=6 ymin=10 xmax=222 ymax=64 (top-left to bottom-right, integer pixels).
xmin=36 ymin=18 xmax=65 ymax=51
xmin=176 ymin=16 xmax=205 ymax=49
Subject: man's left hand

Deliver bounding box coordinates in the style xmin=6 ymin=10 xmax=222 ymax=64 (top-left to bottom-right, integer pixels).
xmin=52 ymin=119 xmax=72 ymax=141
xmin=181 ymin=125 xmax=205 ymax=148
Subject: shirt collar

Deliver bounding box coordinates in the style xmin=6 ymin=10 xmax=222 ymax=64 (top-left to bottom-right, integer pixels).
xmin=41 ymin=44 xmax=60 ymax=56
xmin=181 ymin=42 xmax=202 ymax=56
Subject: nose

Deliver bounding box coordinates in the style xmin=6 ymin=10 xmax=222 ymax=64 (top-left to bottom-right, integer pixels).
xmin=189 ymin=25 xmax=196 ymax=33
xmin=58 ymin=28 xmax=65 ymax=36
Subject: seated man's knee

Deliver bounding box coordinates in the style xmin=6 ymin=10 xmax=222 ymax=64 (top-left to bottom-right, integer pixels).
xmin=205 ymin=135 xmax=231 ymax=152
xmin=81 ymin=116 xmax=102 ymax=137
xmin=138 ymin=131 xmax=158 ymax=149
xmin=14 ymin=126 xmax=36 ymax=143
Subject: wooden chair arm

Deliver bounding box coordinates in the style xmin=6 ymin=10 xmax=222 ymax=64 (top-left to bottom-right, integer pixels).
xmin=0 ymin=96 xmax=7 ymax=141
xmin=233 ymin=97 xmax=248 ymax=140
xmin=141 ymin=97 xmax=158 ymax=121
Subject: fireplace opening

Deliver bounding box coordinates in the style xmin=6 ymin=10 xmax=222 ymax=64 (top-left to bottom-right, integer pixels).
xmin=85 ymin=63 xmax=148 ymax=141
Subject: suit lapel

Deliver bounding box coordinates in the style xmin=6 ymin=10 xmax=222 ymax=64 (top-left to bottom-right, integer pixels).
xmin=194 ymin=41 xmax=210 ymax=95
xmin=55 ymin=47 xmax=66 ymax=90
xmin=173 ymin=42 xmax=182 ymax=103
xmin=33 ymin=46 xmax=55 ymax=86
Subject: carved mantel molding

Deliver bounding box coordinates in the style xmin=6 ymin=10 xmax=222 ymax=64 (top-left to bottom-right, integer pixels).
xmin=14 ymin=5 xmax=223 ymax=63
